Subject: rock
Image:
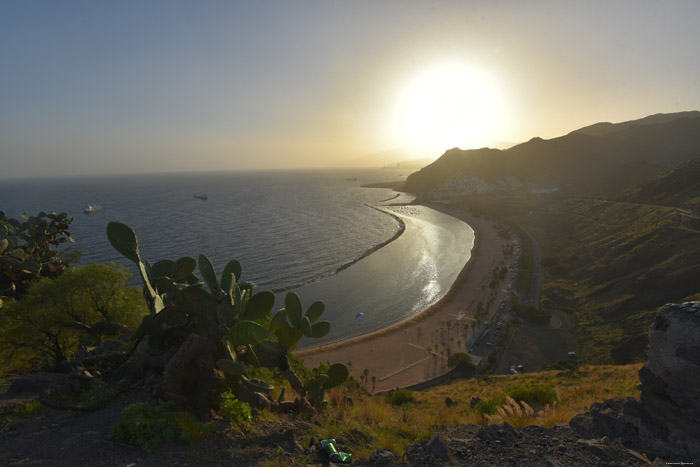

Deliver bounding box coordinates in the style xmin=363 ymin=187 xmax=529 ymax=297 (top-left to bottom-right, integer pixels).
xmin=6 ymin=372 xmax=76 ymax=398
xmin=252 ymin=392 xmax=273 ymax=411
xmin=283 ymin=429 xmax=303 ymax=452
xmin=368 ymin=448 xmax=400 ymax=466
xmin=640 ymin=304 xmax=700 ymax=456
xmin=476 ymin=422 xmax=521 ymax=444
xmin=571 ymin=303 xmax=700 ymax=460
xmin=277 ymin=401 xmax=297 ymax=412
xmin=426 ymin=435 xmax=449 ymax=459
xmin=406 ymin=434 xmax=450 ymax=463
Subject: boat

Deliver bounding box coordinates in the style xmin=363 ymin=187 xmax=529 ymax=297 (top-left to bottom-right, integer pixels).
xmin=84 ymin=204 xmax=103 ymax=214
xmin=193 ymin=194 xmax=208 ymax=200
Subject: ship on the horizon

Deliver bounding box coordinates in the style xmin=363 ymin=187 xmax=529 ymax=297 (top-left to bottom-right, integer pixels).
xmin=84 ymin=204 xmax=103 ymax=214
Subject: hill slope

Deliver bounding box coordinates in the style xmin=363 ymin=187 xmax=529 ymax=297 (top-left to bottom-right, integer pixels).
xmin=613 ymin=156 xmax=700 ymax=212
xmin=527 ymin=193 xmax=700 ymax=363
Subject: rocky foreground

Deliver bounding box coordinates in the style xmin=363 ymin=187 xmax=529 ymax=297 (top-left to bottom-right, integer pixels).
xmin=1 ymin=302 xmax=699 ymax=466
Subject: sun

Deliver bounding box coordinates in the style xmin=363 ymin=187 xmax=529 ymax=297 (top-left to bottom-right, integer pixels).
xmin=391 ymin=61 xmax=506 ymax=154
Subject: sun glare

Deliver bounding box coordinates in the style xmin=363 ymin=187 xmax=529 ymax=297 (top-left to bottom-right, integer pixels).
xmin=391 ymin=62 xmax=506 ymax=154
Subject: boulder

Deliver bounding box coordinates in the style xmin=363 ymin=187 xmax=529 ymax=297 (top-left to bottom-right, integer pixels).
xmin=5 ymin=372 xmax=76 ymax=398
xmin=368 ymin=448 xmax=400 ymax=466
xmin=571 ymin=302 xmax=700 ymax=462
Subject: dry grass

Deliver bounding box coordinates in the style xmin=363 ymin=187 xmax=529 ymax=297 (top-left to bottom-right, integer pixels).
xmin=308 ymin=363 xmax=642 ymax=460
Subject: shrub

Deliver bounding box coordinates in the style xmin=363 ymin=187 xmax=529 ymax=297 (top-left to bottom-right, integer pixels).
xmin=474 ymin=396 xmax=505 ymax=416
xmin=389 ymin=388 xmax=416 ymax=406
xmin=447 ymin=352 xmax=475 ymax=372
xmin=108 ymin=402 xmax=211 ymax=453
xmin=0 ymin=263 xmax=147 ymax=371
xmin=0 ymin=210 xmax=78 ymax=303
xmin=507 ymin=384 xmax=558 ymax=406
xmin=220 ymin=390 xmax=252 ymax=424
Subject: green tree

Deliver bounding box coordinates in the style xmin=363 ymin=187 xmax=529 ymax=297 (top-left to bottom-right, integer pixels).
xmin=447 ymin=352 xmax=475 ymax=373
xmin=0 ymin=263 xmax=147 ymax=371
xmin=0 ymin=211 xmax=79 ymax=305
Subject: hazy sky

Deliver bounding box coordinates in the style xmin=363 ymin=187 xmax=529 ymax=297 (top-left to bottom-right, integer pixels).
xmin=2 ymin=0 xmax=699 ymax=178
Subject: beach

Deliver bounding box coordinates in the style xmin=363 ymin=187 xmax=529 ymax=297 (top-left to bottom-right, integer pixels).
xmin=296 ymin=201 xmax=512 ymax=393
xmin=287 ymin=197 xmax=474 ymax=348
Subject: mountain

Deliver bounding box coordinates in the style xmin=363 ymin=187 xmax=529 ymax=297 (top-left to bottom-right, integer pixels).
xmin=404 ymin=112 xmax=700 ymax=197
xmin=572 ymin=110 xmax=700 ymax=136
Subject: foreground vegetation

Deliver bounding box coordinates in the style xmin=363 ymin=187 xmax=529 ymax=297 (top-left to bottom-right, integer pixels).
xmin=0 ymin=359 xmax=642 ymax=463
xmin=297 ymin=363 xmax=641 ymax=461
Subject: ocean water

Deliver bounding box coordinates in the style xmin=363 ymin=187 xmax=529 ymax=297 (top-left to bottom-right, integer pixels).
xmin=0 ymin=169 xmax=474 ymax=347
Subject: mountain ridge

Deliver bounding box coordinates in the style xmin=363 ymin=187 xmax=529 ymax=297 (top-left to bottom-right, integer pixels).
xmin=404 ymin=111 xmax=700 ymax=197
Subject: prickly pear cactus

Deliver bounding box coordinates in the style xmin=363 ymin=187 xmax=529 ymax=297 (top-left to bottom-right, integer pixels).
xmin=106 ymin=221 xmax=348 ymax=416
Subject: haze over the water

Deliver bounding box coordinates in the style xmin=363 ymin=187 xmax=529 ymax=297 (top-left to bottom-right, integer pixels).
xmin=2 ymin=1 xmax=700 ymax=179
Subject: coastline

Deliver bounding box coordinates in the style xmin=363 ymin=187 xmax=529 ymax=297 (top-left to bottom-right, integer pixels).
xmin=295 ymin=201 xmax=510 ymax=392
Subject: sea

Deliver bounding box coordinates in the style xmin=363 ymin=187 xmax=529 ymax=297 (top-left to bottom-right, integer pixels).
xmin=0 ymin=169 xmax=474 ymax=348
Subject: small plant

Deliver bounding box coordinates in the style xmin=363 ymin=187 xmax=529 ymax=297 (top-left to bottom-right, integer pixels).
xmin=389 ymin=388 xmax=416 ymax=406
xmin=507 ymin=383 xmax=558 ymax=406
xmin=0 ymin=400 xmax=45 ymax=432
xmin=485 ymin=396 xmax=539 ymax=428
xmin=108 ymin=402 xmax=210 ymax=453
xmin=219 ymin=389 xmax=252 ymax=424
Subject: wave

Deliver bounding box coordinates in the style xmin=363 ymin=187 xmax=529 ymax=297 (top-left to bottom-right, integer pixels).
xmin=271 ymin=204 xmax=406 ymax=293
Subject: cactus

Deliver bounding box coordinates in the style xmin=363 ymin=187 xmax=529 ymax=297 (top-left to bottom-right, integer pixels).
xmin=272 ymin=292 xmax=331 ymax=350
xmin=306 ymin=362 xmax=350 ymax=408
xmin=105 ymin=221 xmax=348 ymax=416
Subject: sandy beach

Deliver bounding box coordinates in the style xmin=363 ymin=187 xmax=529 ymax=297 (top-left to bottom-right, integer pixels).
xmin=296 ymin=201 xmax=512 ymax=393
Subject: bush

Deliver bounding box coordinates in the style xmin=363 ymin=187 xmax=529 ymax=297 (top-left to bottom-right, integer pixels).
xmin=389 ymin=388 xmax=416 ymax=406
xmin=507 ymin=384 xmax=558 ymax=406
xmin=474 ymin=396 xmax=506 ymax=416
xmin=0 ymin=211 xmax=78 ymax=303
xmin=108 ymin=402 xmax=211 ymax=453
xmin=447 ymin=352 xmax=475 ymax=373
xmin=0 ymin=263 xmax=147 ymax=371
xmin=220 ymin=390 xmax=252 ymax=424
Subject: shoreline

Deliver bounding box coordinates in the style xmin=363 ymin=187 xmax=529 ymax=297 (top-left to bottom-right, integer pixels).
xmin=295 ymin=202 xmax=481 ymax=355
xmin=295 ymin=201 xmax=511 ymax=392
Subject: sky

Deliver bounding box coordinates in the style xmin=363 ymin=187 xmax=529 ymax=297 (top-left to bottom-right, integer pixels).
xmin=1 ymin=0 xmax=699 ymax=178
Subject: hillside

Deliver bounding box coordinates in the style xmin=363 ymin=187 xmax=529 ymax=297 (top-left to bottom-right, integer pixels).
xmin=521 ymin=157 xmax=700 ymax=363
xmin=528 ymin=197 xmax=700 ymax=363
xmin=613 ymin=156 xmax=700 ymax=212
xmin=3 ymin=301 xmax=699 ymax=465
xmin=0 ymin=363 xmax=644 ymax=465
xmin=404 ymin=112 xmax=700 ymax=197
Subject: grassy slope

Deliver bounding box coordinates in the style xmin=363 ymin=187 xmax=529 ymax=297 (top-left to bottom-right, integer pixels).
xmin=307 ymin=363 xmax=641 ymax=460
xmin=527 ymin=199 xmax=700 ymax=363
